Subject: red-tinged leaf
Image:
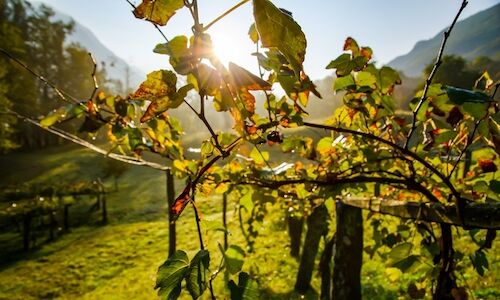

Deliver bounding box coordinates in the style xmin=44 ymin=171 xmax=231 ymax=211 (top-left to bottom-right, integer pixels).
xmin=394 ymin=117 xmax=406 ymax=127
xmin=87 ymin=100 xmax=97 ymax=116
xmin=133 ymin=0 xmax=184 ymax=26
xmin=451 ymin=287 xmax=467 ymax=300
xmin=240 ymin=91 xmax=256 ymax=114
xmin=171 ymin=181 xmax=192 ymax=218
xmin=228 ymin=62 xmax=271 ymax=91
xmin=343 ymin=37 xmax=359 ymax=56
xmin=478 ymin=159 xmax=497 ymax=173
xmin=446 ymin=106 xmax=463 ymax=127
xmin=432 ymin=189 xmax=443 ymax=200
xmin=246 ymin=124 xmax=257 ymax=135
xmin=360 ymin=47 xmax=373 ymax=60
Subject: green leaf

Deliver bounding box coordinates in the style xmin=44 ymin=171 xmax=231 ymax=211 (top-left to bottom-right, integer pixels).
xmin=316 ymin=137 xmax=333 ymax=156
xmin=154 ymin=36 xmax=193 ymax=75
xmin=200 ymin=140 xmax=214 ymax=158
xmin=333 ymin=74 xmax=355 ymax=92
xmin=461 ymin=102 xmax=488 ymax=119
xmin=186 ymin=250 xmax=210 ymax=299
xmin=224 ymin=245 xmax=245 ymax=275
xmin=355 ymin=71 xmax=377 ymax=89
xmin=250 ymin=147 xmax=268 ymax=165
xmin=490 ymin=180 xmax=500 ymax=194
xmin=240 ymin=190 xmax=254 ymax=211
xmin=78 ymin=116 xmax=104 ymax=133
xmin=326 ymin=53 xmax=354 ymax=76
xmin=248 ymin=23 xmax=259 ymax=43
xmin=155 ymin=250 xmax=190 ymax=300
xmin=133 ymin=0 xmax=184 ymax=26
xmin=131 ymin=71 xmax=192 ymax=122
xmin=443 ymin=86 xmax=491 ymax=104
xmin=229 ymin=272 xmax=259 ymax=300
xmin=387 ymin=242 xmax=417 ymax=272
xmin=40 ymin=104 xmax=85 ymax=127
xmin=392 ymin=255 xmax=421 ymax=273
xmin=378 ymin=66 xmax=401 ymax=94
xmin=470 ymin=250 xmax=489 ymax=276
xmin=132 ymin=70 xmax=177 ymax=102
xmin=253 ymin=0 xmax=306 ymax=77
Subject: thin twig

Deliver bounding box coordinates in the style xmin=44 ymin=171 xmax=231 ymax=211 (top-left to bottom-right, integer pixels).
xmin=9 ymin=109 xmax=169 ymax=170
xmin=405 ymin=0 xmax=468 ymax=148
xmin=0 ymin=47 xmax=79 ymax=105
xmin=203 ymin=0 xmax=250 ymax=31
xmin=303 ymin=121 xmax=463 ymax=203
xmin=125 ymin=0 xmax=170 ymax=43
xmin=88 ymin=53 xmax=99 ymax=100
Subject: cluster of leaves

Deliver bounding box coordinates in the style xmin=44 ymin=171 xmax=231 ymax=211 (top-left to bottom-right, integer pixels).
xmin=31 ymin=0 xmax=499 ymax=298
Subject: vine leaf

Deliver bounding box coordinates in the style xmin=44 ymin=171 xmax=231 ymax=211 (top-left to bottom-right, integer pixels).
xmin=228 ymin=62 xmax=271 ymax=115
xmin=252 ymin=0 xmax=306 ymax=77
xmin=228 ymin=62 xmax=271 ymax=91
xmin=223 ymin=245 xmax=245 ymax=275
xmin=387 ymin=242 xmax=421 ymax=272
xmin=228 ymin=272 xmax=259 ymax=300
xmin=443 ymin=85 xmax=491 ymax=104
xmin=40 ymin=104 xmax=85 ymax=127
xmin=131 ymin=70 xmax=193 ymax=122
xmin=470 ymin=250 xmax=489 ymax=276
xmin=171 ymin=180 xmax=192 ymax=219
xmin=133 ymin=0 xmax=184 ymax=26
xmin=154 ymin=36 xmax=194 ymax=75
xmin=155 ymin=250 xmax=190 ymax=300
xmin=186 ymin=250 xmax=210 ymax=299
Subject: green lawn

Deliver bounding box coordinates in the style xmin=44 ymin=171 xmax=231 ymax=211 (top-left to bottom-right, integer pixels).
xmin=0 ymin=145 xmax=498 ymax=299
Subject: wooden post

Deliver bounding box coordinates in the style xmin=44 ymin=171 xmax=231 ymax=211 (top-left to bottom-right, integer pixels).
xmin=101 ymin=193 xmax=108 ymax=224
xmin=332 ymin=201 xmax=363 ymax=300
xmin=22 ymin=213 xmax=31 ymax=251
xmin=48 ymin=211 xmax=55 ymax=241
xmin=63 ymin=204 xmax=70 ymax=231
xmin=166 ymin=168 xmax=176 ymax=257
xmin=295 ymin=204 xmax=328 ymax=293
xmin=319 ymin=235 xmax=335 ymax=299
xmin=287 ymin=214 xmax=304 ymax=258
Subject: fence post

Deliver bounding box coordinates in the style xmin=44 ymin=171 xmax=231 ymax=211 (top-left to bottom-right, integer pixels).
xmin=166 ymin=168 xmax=176 ymax=257
xmin=22 ymin=213 xmax=31 ymax=251
xmin=295 ymin=204 xmax=328 ymax=293
xmin=287 ymin=214 xmax=304 ymax=258
xmin=332 ymin=201 xmax=363 ymax=300
xmin=101 ymin=193 xmax=107 ymax=224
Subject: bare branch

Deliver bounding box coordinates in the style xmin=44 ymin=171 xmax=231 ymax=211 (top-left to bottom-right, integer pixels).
xmin=302 ymin=121 xmax=464 ymax=203
xmin=405 ymin=0 xmax=468 ymax=147
xmin=88 ymin=52 xmax=99 ymax=100
xmin=9 ymin=109 xmax=169 ymax=171
xmin=203 ymin=0 xmax=250 ymax=31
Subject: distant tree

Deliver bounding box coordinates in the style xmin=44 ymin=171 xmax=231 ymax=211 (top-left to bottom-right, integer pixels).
xmin=422 ymin=55 xmax=480 ymax=89
xmin=0 ymin=0 xmax=115 ymax=151
xmin=0 ymin=0 xmax=36 ymax=152
xmin=469 ymin=56 xmax=500 ymax=80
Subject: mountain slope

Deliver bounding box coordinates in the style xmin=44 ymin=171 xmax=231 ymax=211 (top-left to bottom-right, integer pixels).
xmin=32 ymin=2 xmax=144 ymax=90
xmin=65 ymin=19 xmax=145 ymax=89
xmin=388 ymin=3 xmax=500 ymax=77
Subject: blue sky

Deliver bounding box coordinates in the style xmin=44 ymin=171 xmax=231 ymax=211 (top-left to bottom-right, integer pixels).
xmin=29 ymin=0 xmax=500 ymax=79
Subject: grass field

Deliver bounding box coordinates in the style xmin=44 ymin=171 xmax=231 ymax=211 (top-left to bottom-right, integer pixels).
xmin=0 ymin=145 xmax=498 ymax=299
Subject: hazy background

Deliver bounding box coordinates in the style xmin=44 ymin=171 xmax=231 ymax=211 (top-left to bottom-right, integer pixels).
xmin=28 ymin=0 xmax=500 ymax=79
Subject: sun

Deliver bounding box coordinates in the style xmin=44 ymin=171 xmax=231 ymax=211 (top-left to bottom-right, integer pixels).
xmin=209 ymin=30 xmax=254 ymax=67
